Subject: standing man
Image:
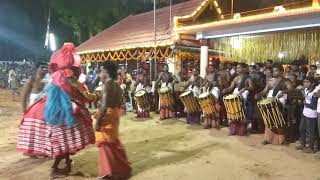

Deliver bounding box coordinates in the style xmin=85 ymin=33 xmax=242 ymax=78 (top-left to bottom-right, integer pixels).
xmin=308 ymin=65 xmax=318 ymax=77
xmin=265 ymin=59 xmax=273 ymax=68
xmin=202 ymin=65 xmax=220 ymax=129
xmin=8 ymin=73 xmax=20 ymax=100
xmin=297 ymin=76 xmax=318 ymax=153
xmin=86 ymin=66 xmax=97 ymax=109
xmin=218 ymin=63 xmax=231 ymax=88
xmin=22 ymin=62 xmax=48 ymax=112
xmin=257 ymin=64 xmax=293 ymax=145
xmin=123 ymin=68 xmax=133 ymax=112
xmin=155 ymin=64 xmax=178 ymax=120
xmin=135 ymin=68 xmax=152 ymax=118
xmin=184 ymin=68 xmax=204 ymax=124
xmin=223 ymin=63 xmax=254 ymax=136
xmin=95 ymin=61 xmax=132 ymax=179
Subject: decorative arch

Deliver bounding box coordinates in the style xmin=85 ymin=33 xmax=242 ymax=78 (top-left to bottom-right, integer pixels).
xmin=174 ymin=0 xmax=223 ymax=28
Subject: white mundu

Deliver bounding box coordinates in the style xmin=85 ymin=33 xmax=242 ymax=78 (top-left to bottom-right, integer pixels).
xmin=188 ymin=85 xmax=201 ymax=97
xmin=267 ymin=90 xmax=287 ymax=106
xmin=210 ymin=87 xmax=220 ymax=100
xmin=232 ymin=87 xmax=249 ymax=101
xmin=201 ymin=86 xmax=220 ymax=99
xmin=135 ymin=83 xmax=151 ymax=93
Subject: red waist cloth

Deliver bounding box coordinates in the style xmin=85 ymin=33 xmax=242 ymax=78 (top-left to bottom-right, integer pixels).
xmin=97 ymin=140 xmax=132 ymax=178
xmin=95 ymin=108 xmax=131 ymax=178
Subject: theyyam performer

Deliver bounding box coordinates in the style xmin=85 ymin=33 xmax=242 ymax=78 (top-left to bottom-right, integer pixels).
xmin=16 ymin=43 xmax=101 ymax=178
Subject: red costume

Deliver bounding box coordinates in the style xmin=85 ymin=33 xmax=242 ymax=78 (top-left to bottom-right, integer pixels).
xmin=17 ymin=43 xmax=99 ymax=157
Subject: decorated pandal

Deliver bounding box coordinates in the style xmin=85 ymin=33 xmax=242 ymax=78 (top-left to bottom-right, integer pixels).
xmin=78 ymin=0 xmax=320 ymax=72
xmin=173 ymin=0 xmax=320 ymax=65
xmin=79 ymin=46 xmax=174 ymax=63
xmin=218 ymin=29 xmax=320 ymax=63
xmin=77 ymin=0 xmax=224 ymax=74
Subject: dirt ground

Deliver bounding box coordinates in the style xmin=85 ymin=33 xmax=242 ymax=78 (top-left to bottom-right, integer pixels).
xmin=1 ymin=89 xmax=320 ymax=180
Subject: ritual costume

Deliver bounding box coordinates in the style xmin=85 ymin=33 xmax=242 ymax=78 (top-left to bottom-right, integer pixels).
xmin=16 ymin=43 xmax=100 ymax=175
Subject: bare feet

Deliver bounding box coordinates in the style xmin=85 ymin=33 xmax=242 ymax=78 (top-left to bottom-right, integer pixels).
xmin=295 ymin=145 xmax=305 ymax=151
xmin=303 ymin=147 xmax=315 ymax=154
xmin=50 ymin=168 xmax=67 ymax=179
xmin=203 ymin=125 xmax=212 ymax=129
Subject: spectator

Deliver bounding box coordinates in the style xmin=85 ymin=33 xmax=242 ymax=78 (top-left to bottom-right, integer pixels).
xmin=86 ymin=66 xmax=97 ymax=109
xmin=8 ymin=74 xmax=20 ymax=100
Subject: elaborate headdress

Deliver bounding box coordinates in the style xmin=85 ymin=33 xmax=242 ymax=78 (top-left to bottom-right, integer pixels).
xmin=44 ymin=42 xmax=81 ymax=127
xmin=50 ymin=42 xmax=81 ymax=73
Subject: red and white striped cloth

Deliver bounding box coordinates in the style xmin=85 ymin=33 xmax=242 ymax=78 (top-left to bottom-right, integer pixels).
xmin=17 ymin=99 xmax=95 ymax=157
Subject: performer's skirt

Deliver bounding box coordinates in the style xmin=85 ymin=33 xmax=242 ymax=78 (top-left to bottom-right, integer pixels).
xmin=17 ymin=98 xmax=95 ymax=157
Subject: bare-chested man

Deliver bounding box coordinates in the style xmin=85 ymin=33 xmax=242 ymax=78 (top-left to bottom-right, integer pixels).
xmin=218 ymin=63 xmax=231 ymax=88
xmin=95 ymin=61 xmax=132 ymax=179
xmin=135 ymin=68 xmax=152 ymax=118
xmin=22 ymin=62 xmax=48 ymax=112
xmin=155 ymin=64 xmax=179 ymax=120
xmin=184 ymin=68 xmax=204 ymax=124
xmin=256 ymin=64 xmax=293 ymax=145
xmin=223 ymin=63 xmax=254 ymax=136
xmin=202 ymin=65 xmax=220 ymax=129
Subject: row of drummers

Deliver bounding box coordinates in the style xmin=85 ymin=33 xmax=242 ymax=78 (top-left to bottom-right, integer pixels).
xmin=132 ymin=64 xmax=315 ymax=146
xmin=135 ymin=83 xmax=283 ymax=130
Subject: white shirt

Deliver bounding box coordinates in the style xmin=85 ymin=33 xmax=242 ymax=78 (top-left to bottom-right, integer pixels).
xmin=315 ymin=84 xmax=320 ymax=113
xmin=303 ymin=88 xmax=318 ymax=118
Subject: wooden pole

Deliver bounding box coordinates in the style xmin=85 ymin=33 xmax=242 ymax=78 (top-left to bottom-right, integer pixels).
xmin=169 ymin=0 xmax=172 ymax=27
xmin=231 ymin=0 xmax=234 ymax=16
xmin=153 ymin=0 xmax=157 ymax=80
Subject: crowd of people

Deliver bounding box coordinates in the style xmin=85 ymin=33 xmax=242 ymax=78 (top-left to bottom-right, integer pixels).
xmin=114 ymin=59 xmax=320 ymax=154
xmin=0 ymin=62 xmax=37 ymax=100
xmin=11 ymin=42 xmax=320 ymax=179
xmin=0 ymin=62 xmax=34 ymax=88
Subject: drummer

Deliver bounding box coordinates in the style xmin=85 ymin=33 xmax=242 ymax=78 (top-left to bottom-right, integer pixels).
xmin=155 ymin=64 xmax=179 ymax=120
xmin=256 ymin=64 xmax=293 ymax=145
xmin=135 ymin=68 xmax=152 ymax=118
xmin=223 ymin=63 xmax=254 ymax=136
xmin=184 ymin=68 xmax=204 ymax=124
xmin=202 ymin=65 xmax=220 ymax=129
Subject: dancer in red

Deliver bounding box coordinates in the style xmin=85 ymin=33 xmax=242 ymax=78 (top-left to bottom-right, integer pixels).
xmin=16 ymin=43 xmax=100 ymax=178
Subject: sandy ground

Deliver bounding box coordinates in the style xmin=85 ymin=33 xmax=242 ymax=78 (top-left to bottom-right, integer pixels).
xmin=1 ymin=89 xmax=320 ymax=180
